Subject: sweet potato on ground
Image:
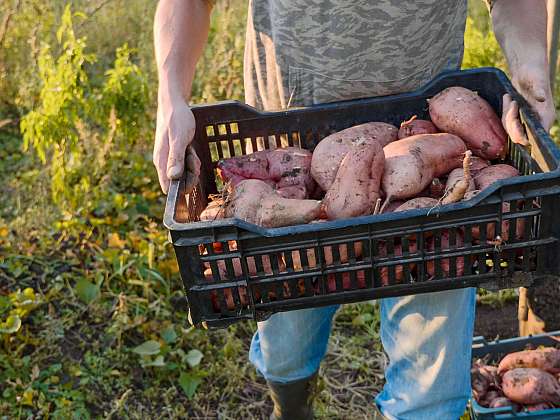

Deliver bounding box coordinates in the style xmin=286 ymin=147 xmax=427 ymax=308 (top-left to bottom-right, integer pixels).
xmin=311 ymin=122 xmax=397 ymax=191
xmin=382 ymin=133 xmax=467 ymax=201
xmin=398 ymin=116 xmax=438 ymax=139
xmin=502 ymin=368 xmax=560 ymax=405
xmin=498 ymin=348 xmax=560 ymax=374
xmin=323 ymin=141 xmax=385 ymax=220
xmin=428 ymin=86 xmax=507 ymax=159
xmin=475 ymin=164 xmax=520 ymax=191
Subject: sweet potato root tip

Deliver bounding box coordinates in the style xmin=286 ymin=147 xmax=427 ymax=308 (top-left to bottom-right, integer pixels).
xmin=442 ymin=150 xmax=472 ymax=204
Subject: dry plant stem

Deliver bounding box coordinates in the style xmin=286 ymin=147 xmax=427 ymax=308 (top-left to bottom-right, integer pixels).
xmin=442 ymin=150 xmax=472 ymax=205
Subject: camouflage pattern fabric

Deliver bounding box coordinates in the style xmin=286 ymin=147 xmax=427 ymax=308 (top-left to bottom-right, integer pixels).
xmin=244 ymin=0 xmax=470 ymax=111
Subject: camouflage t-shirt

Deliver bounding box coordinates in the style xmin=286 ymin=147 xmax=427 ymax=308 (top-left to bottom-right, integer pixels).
xmin=244 ymin=0 xmax=469 ymax=111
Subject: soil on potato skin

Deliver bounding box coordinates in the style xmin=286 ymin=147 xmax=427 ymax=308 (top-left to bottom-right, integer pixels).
xmin=474 ymin=301 xmax=519 ymax=340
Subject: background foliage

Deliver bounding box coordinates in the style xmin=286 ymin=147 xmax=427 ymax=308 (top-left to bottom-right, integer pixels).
xmin=0 ymin=0 xmax=558 ymax=418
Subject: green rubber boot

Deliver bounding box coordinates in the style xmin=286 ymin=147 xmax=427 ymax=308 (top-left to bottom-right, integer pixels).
xmin=267 ymin=373 xmax=318 ymax=420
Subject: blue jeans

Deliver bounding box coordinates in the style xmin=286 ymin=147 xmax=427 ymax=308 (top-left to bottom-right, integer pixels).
xmin=249 ymin=288 xmax=476 ymax=420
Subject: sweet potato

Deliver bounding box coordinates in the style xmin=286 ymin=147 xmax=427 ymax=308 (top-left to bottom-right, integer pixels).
xmin=382 ymin=199 xmax=406 ymax=213
xmin=398 ymin=116 xmax=438 ymax=139
xmin=502 ymin=368 xmax=560 ymax=405
xmin=311 ymin=122 xmax=397 ymax=191
xmin=224 ymin=179 xmax=274 ymax=224
xmin=442 ymin=151 xmax=473 ymax=204
xmin=469 ymin=156 xmax=491 ymax=176
xmin=200 ymin=198 xmax=226 ymax=221
xmin=489 ymin=397 xmax=513 ymax=408
xmin=218 ymin=147 xmax=315 ymax=197
xmin=428 ymin=86 xmax=507 ymax=159
xmin=217 ymin=150 xmax=269 ymax=182
xmin=382 ymin=133 xmax=467 ymax=201
xmin=276 ymin=185 xmax=307 ymax=199
xmin=498 ymin=348 xmax=560 ymax=375
xmin=257 ymin=195 xmax=322 ymax=228
xmin=426 ymin=230 xmax=465 ymax=277
xmin=379 ymin=240 xmax=417 ymax=286
xmin=268 ymin=147 xmax=315 ymax=193
xmin=323 ymin=141 xmax=385 ymax=220
xmin=395 ymin=197 xmax=439 ymax=212
xmin=475 ymin=164 xmax=520 ymax=191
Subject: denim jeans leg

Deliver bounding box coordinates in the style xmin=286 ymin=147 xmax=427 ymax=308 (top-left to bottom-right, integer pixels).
xmin=375 ymin=288 xmax=476 ymax=420
xmin=249 ymin=305 xmax=339 ymax=383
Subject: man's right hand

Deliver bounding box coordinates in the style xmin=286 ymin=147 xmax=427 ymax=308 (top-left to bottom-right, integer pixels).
xmin=153 ymin=97 xmax=201 ymax=194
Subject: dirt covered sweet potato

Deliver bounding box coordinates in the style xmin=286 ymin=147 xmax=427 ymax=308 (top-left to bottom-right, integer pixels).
xmin=395 ymin=197 xmax=439 ymax=212
xmin=257 ymin=195 xmax=322 ymax=228
xmin=498 ymin=348 xmax=560 ymax=375
xmin=200 ymin=198 xmax=226 ymax=221
xmin=224 ymin=179 xmax=274 ymax=224
xmin=442 ymin=151 xmax=473 ymax=204
xmin=398 ymin=115 xmax=438 ymax=139
xmin=428 ymin=86 xmax=507 ymax=159
xmin=323 ymin=140 xmax=385 ymax=220
xmin=502 ymin=368 xmax=560 ymax=405
xmin=382 ymin=133 xmax=467 ymax=201
xmin=218 ymin=147 xmax=315 ymax=198
xmin=311 ymin=122 xmax=397 ymax=191
xmin=426 ymin=230 xmax=465 ymax=277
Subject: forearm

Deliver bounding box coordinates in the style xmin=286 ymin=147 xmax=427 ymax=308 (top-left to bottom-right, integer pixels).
xmin=154 ymin=0 xmax=212 ymax=104
xmin=491 ymin=0 xmax=548 ymax=78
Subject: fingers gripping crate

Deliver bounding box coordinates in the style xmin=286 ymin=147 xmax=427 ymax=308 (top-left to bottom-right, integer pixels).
xmin=164 ymin=68 xmax=560 ymax=328
xmin=470 ymin=331 xmax=560 ymax=419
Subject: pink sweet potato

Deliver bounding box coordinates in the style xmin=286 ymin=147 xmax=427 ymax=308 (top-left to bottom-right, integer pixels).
xmin=323 ymin=140 xmax=385 ymax=220
xmin=469 ymin=156 xmax=491 ymax=176
xmin=218 ymin=147 xmax=315 ymax=197
xmin=489 ymin=397 xmax=513 ymax=408
xmin=428 ymin=86 xmax=507 ymax=159
xmin=502 ymin=368 xmax=560 ymax=405
xmin=525 ymin=402 xmax=554 ymax=411
xmin=224 ymin=179 xmax=274 ymax=224
xmin=382 ymin=133 xmax=467 ymax=200
xmin=498 ymin=348 xmax=560 ymax=375
xmin=395 ymin=197 xmax=439 ymax=212
xmin=398 ymin=116 xmax=438 ymax=139
xmin=257 ymin=195 xmax=322 ymax=228
xmin=200 ymin=198 xmax=226 ymax=221
xmin=475 ymin=164 xmax=520 ymax=191
xmin=426 ymin=230 xmax=465 ymax=277
xmin=311 ymin=122 xmax=397 ymax=191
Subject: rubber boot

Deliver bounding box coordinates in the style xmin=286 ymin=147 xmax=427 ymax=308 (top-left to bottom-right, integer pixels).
xmin=267 ymin=373 xmax=318 ymax=420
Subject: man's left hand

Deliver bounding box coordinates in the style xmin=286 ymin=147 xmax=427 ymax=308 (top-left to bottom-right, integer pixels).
xmin=502 ymin=64 xmax=556 ymax=145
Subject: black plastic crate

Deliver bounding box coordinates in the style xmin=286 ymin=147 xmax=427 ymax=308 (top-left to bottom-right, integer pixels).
xmin=470 ymin=331 xmax=560 ymax=419
xmin=164 ymin=68 xmax=560 ymax=329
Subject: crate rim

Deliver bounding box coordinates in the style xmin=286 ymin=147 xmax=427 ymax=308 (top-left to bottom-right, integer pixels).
xmin=163 ymin=67 xmax=560 ymax=237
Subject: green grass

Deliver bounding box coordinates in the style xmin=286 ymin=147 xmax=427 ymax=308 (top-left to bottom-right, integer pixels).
xmin=1 ymin=0 xmax=559 ymax=418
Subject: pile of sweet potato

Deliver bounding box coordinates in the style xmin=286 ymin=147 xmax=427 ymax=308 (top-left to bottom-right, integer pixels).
xmin=202 ymin=86 xmax=520 ymax=233
xmin=472 ymin=347 xmax=560 ymax=412
xmin=197 ymin=86 xmax=524 ymax=307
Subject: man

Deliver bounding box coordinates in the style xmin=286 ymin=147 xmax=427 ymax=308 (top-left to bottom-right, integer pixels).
xmin=153 ymin=1 xmax=556 ymax=418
